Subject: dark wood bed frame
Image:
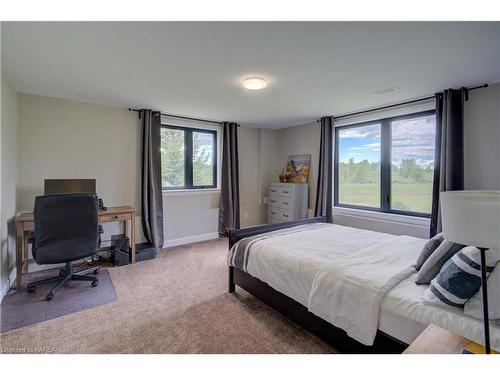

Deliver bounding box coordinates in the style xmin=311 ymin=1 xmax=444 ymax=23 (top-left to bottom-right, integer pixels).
xmin=228 ymin=217 xmax=408 ymax=354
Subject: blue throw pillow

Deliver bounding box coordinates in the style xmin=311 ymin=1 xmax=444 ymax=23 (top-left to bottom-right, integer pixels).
xmin=425 ymin=246 xmax=500 ymax=308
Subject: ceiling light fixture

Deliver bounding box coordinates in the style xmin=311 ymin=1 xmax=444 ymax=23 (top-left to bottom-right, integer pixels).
xmin=243 ymin=77 xmax=267 ymax=90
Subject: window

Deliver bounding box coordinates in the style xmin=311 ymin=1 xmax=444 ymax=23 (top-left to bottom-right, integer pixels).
xmin=161 ymin=125 xmax=217 ymax=190
xmin=337 ymin=123 xmax=381 ymax=208
xmin=334 ymin=110 xmax=436 ymax=217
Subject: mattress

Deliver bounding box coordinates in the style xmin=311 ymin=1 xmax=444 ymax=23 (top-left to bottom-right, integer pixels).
xmin=380 ymin=272 xmax=500 ymax=350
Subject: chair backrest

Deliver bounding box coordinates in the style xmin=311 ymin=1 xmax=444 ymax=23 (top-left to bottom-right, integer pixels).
xmin=33 ymin=193 xmax=99 ymax=264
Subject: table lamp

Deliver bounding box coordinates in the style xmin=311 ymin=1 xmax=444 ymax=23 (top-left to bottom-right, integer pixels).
xmin=440 ymin=190 xmax=500 ymax=354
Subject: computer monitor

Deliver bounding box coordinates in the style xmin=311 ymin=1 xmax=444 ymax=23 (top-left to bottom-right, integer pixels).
xmin=44 ymin=179 xmax=96 ymax=195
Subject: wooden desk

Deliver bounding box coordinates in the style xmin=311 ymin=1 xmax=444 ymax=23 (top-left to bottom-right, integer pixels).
xmin=15 ymin=206 xmax=136 ymax=290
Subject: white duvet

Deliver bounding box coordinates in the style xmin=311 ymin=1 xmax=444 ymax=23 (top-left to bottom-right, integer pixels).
xmin=245 ymin=223 xmax=394 ymax=306
xmin=307 ymin=235 xmax=424 ymax=345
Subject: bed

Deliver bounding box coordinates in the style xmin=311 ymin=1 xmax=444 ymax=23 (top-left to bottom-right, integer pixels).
xmin=227 ymin=217 xmax=500 ymax=353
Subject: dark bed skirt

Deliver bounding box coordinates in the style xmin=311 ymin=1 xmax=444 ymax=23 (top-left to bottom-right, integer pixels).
xmin=230 ymin=267 xmax=407 ymax=354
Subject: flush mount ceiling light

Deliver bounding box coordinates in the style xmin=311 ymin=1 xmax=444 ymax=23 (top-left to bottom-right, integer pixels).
xmin=243 ymin=77 xmax=267 ymax=90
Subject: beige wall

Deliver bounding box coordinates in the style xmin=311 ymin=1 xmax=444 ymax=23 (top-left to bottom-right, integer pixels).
xmin=1 ymin=73 xmax=18 ymax=298
xmin=17 ymin=93 xmax=144 ymax=243
xmin=15 ymin=93 xmax=278 ymax=251
xmin=239 ymin=126 xmax=280 ymax=227
xmin=275 ymin=122 xmax=320 ymax=214
xmin=259 ymin=127 xmax=280 ymax=218
xmin=464 ymin=82 xmax=500 ymax=190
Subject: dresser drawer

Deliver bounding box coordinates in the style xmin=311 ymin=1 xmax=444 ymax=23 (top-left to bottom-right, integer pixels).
xmin=267 ymin=183 xmax=308 ymax=224
xmin=99 ymin=212 xmax=131 ymax=223
xmin=268 ymin=185 xmax=293 ymax=198
xmin=268 ymin=207 xmax=293 ymax=222
xmin=269 ymin=196 xmax=292 ymax=210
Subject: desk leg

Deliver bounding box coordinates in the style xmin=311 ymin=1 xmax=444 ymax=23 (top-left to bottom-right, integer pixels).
xmin=130 ymin=215 xmax=136 ymax=264
xmin=23 ymin=231 xmax=29 ymax=276
xmin=15 ymin=224 xmax=24 ymax=290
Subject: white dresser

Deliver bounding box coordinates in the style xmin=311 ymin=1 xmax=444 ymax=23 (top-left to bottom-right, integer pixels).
xmin=267 ymin=183 xmax=308 ymax=224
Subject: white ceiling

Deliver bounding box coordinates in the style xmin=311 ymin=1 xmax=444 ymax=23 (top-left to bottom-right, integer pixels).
xmin=2 ymin=22 xmax=499 ymax=128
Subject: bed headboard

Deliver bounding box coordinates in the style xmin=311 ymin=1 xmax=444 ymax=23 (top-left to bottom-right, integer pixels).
xmin=228 ymin=216 xmax=327 ymax=248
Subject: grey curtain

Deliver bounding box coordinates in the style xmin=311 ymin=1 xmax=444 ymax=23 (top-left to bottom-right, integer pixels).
xmin=314 ymin=116 xmax=334 ymax=223
xmin=140 ymin=109 xmax=164 ymax=249
xmin=430 ymin=89 xmax=465 ymax=237
xmin=218 ymin=122 xmax=240 ymax=235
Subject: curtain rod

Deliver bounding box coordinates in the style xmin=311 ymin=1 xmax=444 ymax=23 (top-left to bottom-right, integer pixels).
xmin=317 ymin=83 xmax=489 ymax=122
xmin=128 ymin=108 xmax=229 ymax=126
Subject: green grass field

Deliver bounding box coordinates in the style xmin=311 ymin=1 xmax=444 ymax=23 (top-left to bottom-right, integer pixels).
xmin=338 ymin=182 xmax=432 ymax=213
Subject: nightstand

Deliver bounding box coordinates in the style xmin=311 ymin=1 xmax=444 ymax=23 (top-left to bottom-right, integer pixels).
xmin=404 ymin=324 xmax=469 ymax=354
xmin=404 ymin=324 xmax=497 ymax=354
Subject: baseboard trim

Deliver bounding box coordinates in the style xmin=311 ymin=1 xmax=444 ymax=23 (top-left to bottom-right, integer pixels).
xmin=164 ymin=232 xmax=219 ymax=248
xmin=1 ymin=266 xmax=17 ymax=302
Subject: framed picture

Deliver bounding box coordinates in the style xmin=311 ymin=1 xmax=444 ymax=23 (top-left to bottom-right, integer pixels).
xmin=280 ymin=154 xmax=311 ymax=183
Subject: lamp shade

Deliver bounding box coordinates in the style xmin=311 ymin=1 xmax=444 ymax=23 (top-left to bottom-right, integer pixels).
xmin=440 ymin=190 xmax=500 ymax=249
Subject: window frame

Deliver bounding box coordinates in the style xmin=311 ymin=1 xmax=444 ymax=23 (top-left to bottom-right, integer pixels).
xmin=161 ymin=124 xmax=218 ymax=190
xmin=334 ymin=109 xmax=436 ymax=218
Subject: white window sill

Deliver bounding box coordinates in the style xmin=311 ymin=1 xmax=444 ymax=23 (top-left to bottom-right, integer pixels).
xmin=333 ymin=206 xmax=430 ymax=227
xmin=163 ymin=188 xmax=220 ymax=196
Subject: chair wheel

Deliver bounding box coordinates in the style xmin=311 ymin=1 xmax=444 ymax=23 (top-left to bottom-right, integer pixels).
xmin=91 ymin=280 xmax=99 ymax=287
xmin=27 ymin=285 xmax=36 ymax=293
xmin=93 ymin=269 xmax=100 ymax=275
xmin=45 ymin=293 xmax=54 ymax=301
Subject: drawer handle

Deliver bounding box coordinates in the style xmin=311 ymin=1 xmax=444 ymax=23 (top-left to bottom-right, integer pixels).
xmin=283 ymin=190 xmax=289 ymax=193
xmin=271 ymin=211 xmax=277 ymax=215
xmin=283 ymin=202 xmax=289 ymax=205
xmin=270 ymin=189 xmax=277 ymax=192
xmin=114 ymin=215 xmax=119 ymax=219
xmin=271 ymin=200 xmax=276 ymax=203
xmin=283 ymin=214 xmax=289 ymax=217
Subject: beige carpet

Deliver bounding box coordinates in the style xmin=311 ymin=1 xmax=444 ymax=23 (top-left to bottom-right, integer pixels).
xmin=0 ymin=238 xmax=335 ymax=354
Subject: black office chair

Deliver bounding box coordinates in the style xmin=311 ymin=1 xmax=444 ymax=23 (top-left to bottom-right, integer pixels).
xmin=27 ymin=193 xmax=102 ymax=301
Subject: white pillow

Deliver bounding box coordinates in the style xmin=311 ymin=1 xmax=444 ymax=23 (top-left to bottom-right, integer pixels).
xmin=464 ymin=256 xmax=500 ymax=321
